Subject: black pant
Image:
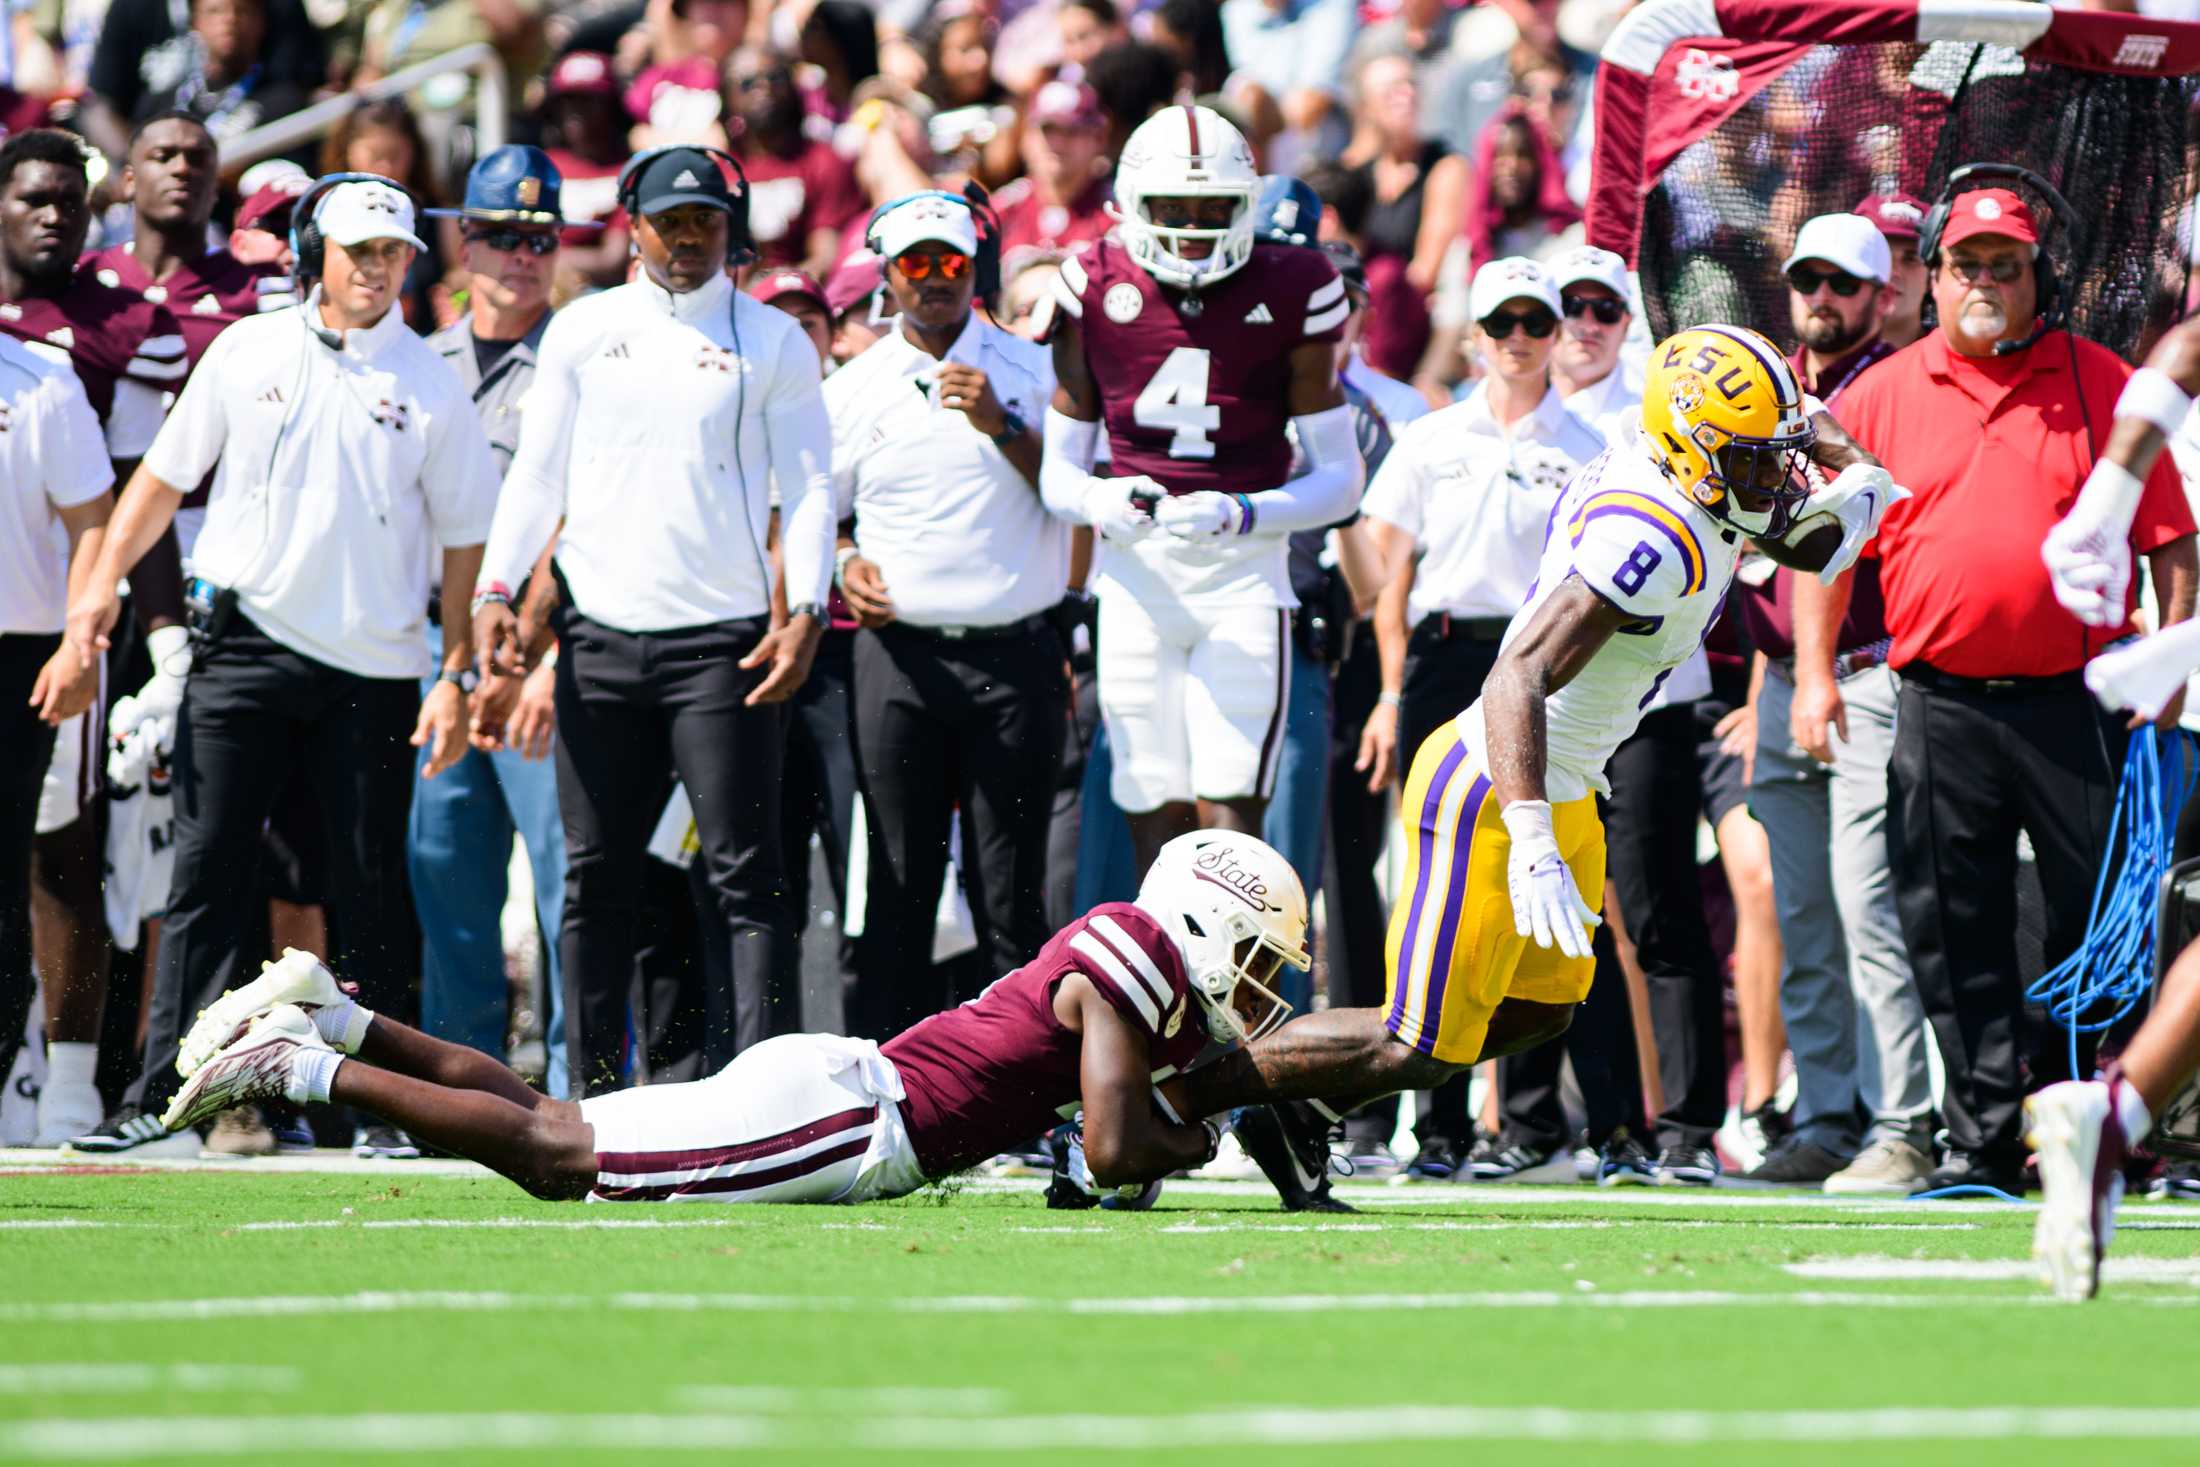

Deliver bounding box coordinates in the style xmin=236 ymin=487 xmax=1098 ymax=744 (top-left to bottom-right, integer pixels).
xmin=0 ymin=634 xmax=61 ymax=1087
xmin=127 ymin=618 xmax=419 ymax=1114
xmin=1322 ymin=631 xmax=1396 ymax=1143
xmin=1397 ymin=622 xmax=1502 ymax=1147
xmin=783 ymin=629 xmax=858 ymax=994
xmin=1889 ymin=674 xmax=2126 ymax=1164
xmin=1606 ymin=702 xmax=1728 ymax=1151
xmin=554 ymin=609 xmax=791 ymax=1095
xmin=1497 ymin=921 xmax=1647 ymax=1150
xmin=849 ymin=620 xmax=1068 ymax=1039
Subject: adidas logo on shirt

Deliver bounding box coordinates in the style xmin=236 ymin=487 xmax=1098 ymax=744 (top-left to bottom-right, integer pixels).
xmin=605 ymin=342 xmax=631 ymax=359
xmin=259 ymin=386 xmax=285 ymax=404
xmin=1243 ymin=303 xmax=1273 ymax=324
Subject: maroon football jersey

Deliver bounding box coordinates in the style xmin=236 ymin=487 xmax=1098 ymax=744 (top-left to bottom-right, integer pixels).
xmin=882 ymin=903 xmax=1208 ymax=1179
xmin=1052 ymin=237 xmax=1345 ymax=497
xmin=0 ymin=266 xmax=186 ymax=426
xmin=85 ymin=243 xmax=282 ymax=371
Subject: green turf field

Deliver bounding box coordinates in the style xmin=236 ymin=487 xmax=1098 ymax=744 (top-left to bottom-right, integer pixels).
xmin=5 ymin=1161 xmax=2200 ymax=1465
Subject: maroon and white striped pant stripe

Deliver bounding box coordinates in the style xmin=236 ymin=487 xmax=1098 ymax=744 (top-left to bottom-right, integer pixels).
xmin=591 ymin=1104 xmax=878 ymax=1202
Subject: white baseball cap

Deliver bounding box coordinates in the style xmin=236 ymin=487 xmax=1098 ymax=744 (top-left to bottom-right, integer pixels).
xmin=1782 ymin=213 xmax=1891 ymax=284
xmin=314 ymin=180 xmax=427 ymax=253
xmin=872 ymin=195 xmax=978 ymax=260
xmin=1469 ymin=256 xmax=1562 ymax=322
xmin=1548 ymin=245 xmax=1630 ymax=301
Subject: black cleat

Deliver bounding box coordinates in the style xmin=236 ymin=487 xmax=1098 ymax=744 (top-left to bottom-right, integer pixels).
xmin=1234 ymin=1104 xmax=1355 ymax=1213
xmin=61 ymin=1105 xmax=199 ymax=1156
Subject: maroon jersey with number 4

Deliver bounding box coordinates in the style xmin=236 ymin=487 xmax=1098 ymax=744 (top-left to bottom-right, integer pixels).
xmin=1052 ymin=237 xmax=1346 ymax=497
xmin=882 ymin=904 xmax=1206 ymax=1179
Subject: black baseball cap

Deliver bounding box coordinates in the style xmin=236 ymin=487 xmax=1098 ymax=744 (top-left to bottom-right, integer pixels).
xmin=623 ymin=147 xmax=744 ymax=216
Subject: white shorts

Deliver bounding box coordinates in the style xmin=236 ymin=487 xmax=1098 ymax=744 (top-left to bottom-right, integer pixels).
xmin=36 ymin=708 xmax=99 ymax=836
xmin=1097 ymin=595 xmax=1290 ymax=813
xmin=578 ymin=1033 xmax=927 ymax=1204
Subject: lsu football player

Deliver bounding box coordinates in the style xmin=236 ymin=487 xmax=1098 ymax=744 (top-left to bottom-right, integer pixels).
xmin=1039 ymin=104 xmax=1365 ymax=875
xmin=1176 ymin=325 xmax=1903 ymax=1201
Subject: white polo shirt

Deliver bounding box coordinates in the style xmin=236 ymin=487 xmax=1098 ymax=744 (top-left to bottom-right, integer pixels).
xmin=143 ymin=293 xmax=498 ymax=679
xmin=1561 ymin=360 xmax=1645 ymax=446
xmin=0 ymin=338 xmax=113 ymax=634
xmin=1362 ymin=380 xmax=1605 ymax=627
xmin=480 ymin=271 xmax=836 ymax=633
xmin=825 ymin=314 xmax=1065 ymax=628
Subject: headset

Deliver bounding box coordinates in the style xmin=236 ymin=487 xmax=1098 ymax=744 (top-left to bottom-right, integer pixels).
xmin=862 ymin=185 xmax=1004 ymax=307
xmin=615 ymin=145 xmax=756 ymax=264
xmin=1918 ymin=161 xmax=2076 ymax=360
xmin=289 ymin=170 xmax=425 ymax=287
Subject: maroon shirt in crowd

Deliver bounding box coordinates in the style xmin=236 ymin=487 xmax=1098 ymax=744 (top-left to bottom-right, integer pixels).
xmin=992 ymin=176 xmax=1112 ymax=265
xmin=739 ymin=140 xmax=866 ymax=269
xmin=1052 ymin=236 xmax=1344 ymax=497
xmin=883 ymin=904 xmax=1205 ymax=1179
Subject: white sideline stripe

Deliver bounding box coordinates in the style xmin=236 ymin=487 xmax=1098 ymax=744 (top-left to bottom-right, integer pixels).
xmin=13 ymin=1404 xmax=2200 ymax=1458
xmin=234 ymin=1218 xmax=754 ymax=1231
xmin=0 ymin=1288 xmax=2163 ymax=1324
xmin=672 ymin=1387 xmax=1012 ymax=1412
xmin=0 ymin=1365 xmax=300 ymax=1394
xmin=1786 ymin=1256 xmax=2200 ymax=1283
xmin=0 ymin=1220 xmax=111 ymax=1229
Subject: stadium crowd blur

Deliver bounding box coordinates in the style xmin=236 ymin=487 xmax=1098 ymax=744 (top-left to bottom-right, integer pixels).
xmin=5 ymin=0 xmax=2200 ymax=1199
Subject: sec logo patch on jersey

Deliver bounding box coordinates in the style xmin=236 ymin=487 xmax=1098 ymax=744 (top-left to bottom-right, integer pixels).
xmin=1103 ymin=282 xmax=1145 ymax=324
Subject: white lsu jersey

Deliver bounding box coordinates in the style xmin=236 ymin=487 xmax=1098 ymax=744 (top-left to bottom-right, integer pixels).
xmin=1456 ymin=437 xmax=1741 ymax=802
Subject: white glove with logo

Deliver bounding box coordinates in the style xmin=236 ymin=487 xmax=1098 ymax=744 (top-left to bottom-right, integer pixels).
xmin=2043 ymin=460 xmax=2146 ymax=629
xmin=1783 ymin=463 xmax=1906 ymax=584
xmin=107 ymin=624 xmax=191 ymax=754
xmin=1153 ymin=490 xmax=1251 ymax=541
xmin=1085 ymin=477 xmax=1163 ymax=542
xmin=1499 ymin=799 xmax=1600 ymax=961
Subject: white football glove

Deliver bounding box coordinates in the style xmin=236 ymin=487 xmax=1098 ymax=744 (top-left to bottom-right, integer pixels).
xmin=1784 ymin=463 xmax=1905 ymax=584
xmin=1499 ymin=800 xmax=1600 ymax=961
xmin=1153 ymin=490 xmax=1251 ymax=541
xmin=2043 ymin=461 xmax=2145 ymax=629
xmin=1085 ymin=477 xmax=1163 ymax=542
xmin=107 ymin=624 xmax=191 ymax=749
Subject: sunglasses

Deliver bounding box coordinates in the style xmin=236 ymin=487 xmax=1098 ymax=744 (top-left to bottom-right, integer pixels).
xmin=1561 ymin=294 xmax=1625 ymax=325
xmin=468 ymin=229 xmax=559 ymax=256
xmin=1786 ymin=266 xmax=1865 ymax=297
xmin=1480 ymin=309 xmax=1557 ymax=339
xmin=893 ymin=249 xmax=971 ymax=281
xmin=1946 ymin=254 xmax=2026 ymax=284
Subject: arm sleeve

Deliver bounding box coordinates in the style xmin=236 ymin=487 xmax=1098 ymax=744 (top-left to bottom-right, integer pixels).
xmin=766 ymin=325 xmax=836 ymax=608
xmin=821 ymin=370 xmax=865 ymax=523
xmin=139 ymin=336 xmax=233 ymax=489
xmin=2133 ymin=442 xmax=2198 ymax=554
xmin=1569 ymin=494 xmax=1700 ymax=621
xmin=478 ymin=312 xmax=581 ymax=592
xmin=1243 ymin=405 xmax=1364 ymax=533
xmin=1039 ymin=407 xmax=1104 ymax=524
xmin=40 ymin=370 xmax=117 ymax=509
xmin=420 ymin=383 xmax=499 ymax=549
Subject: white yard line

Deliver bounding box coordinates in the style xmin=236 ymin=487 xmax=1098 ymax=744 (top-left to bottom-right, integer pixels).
xmin=671 ymin=1386 xmax=1013 ymax=1412
xmin=0 ymin=1365 xmax=300 ymax=1395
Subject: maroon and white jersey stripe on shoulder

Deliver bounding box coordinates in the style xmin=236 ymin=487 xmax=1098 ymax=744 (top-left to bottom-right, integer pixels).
xmin=882 ymin=903 xmax=1206 ymax=1179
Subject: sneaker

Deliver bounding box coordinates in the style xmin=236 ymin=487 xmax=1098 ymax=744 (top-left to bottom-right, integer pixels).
xmin=1824 ymin=1135 xmax=1934 ymax=1196
xmin=32 ymin=1080 xmax=104 ymax=1148
xmin=1339 ymin=1138 xmax=1403 ymax=1181
xmin=2026 ymin=1081 xmax=2125 ymax=1301
xmin=178 ymin=949 xmax=351 ymax=1080
xmin=1655 ymin=1143 xmax=1721 ymax=1187
xmin=352 ymin=1123 xmax=421 ymax=1161
xmin=1740 ymin=1134 xmax=1851 ymax=1187
xmin=1404 ymin=1136 xmax=1461 ymax=1182
xmin=162 ymin=1006 xmax=326 ymax=1134
xmin=1233 ymin=1104 xmax=1354 ymax=1213
xmin=2148 ymin=1164 xmax=2200 ymax=1200
xmin=61 ymin=1105 xmax=202 ymax=1156
xmin=270 ymin=1110 xmax=318 ymax=1155
xmin=200 ymin=1105 xmax=277 ymax=1158
xmin=1912 ymin=1150 xmax=2026 ymax=1197
xmin=1716 ymin=1100 xmax=1790 ymax=1174
xmin=1463 ymin=1136 xmax=1577 ymax=1184
xmin=1190 ymin=1129 xmax=1266 ymax=1182
xmin=1597 ymin=1128 xmax=1657 ymax=1187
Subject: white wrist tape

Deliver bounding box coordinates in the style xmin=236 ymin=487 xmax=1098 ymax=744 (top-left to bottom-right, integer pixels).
xmin=2118 ymin=367 xmax=2193 ymax=440
xmin=2074 ymin=458 xmax=2146 ymax=529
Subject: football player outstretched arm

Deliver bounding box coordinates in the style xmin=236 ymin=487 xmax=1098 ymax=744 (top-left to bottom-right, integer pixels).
xmin=1057 ymin=970 xmax=1219 ymax=1187
xmin=1747 ymin=413 xmax=1899 ymax=580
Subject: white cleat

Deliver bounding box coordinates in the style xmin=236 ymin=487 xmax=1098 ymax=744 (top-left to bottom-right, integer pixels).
xmin=178 ymin=948 xmax=349 ymax=1079
xmin=2025 ymin=1080 xmax=2126 ymax=1303
xmin=161 ymin=1006 xmax=330 ymax=1135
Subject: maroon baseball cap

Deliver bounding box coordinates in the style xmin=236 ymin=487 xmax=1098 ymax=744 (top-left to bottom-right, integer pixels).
xmin=825 ymin=251 xmax=883 ymax=316
xmin=547 ymin=50 xmax=619 ymax=100
xmin=1031 ymin=79 xmax=1102 ymax=129
xmin=752 ymin=267 xmax=829 ymax=313
xmin=1853 ymin=191 xmax=1926 ymax=242
xmin=235 ymin=175 xmax=310 ymax=233
xmin=1940 ymin=188 xmax=2039 ymax=250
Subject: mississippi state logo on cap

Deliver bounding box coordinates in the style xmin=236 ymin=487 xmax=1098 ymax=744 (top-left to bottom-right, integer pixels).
xmin=1973 ymin=197 xmax=2002 ymax=221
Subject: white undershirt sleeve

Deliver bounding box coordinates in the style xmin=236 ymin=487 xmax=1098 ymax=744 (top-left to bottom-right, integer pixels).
xmin=478 ymin=314 xmax=579 ymax=594
xmin=1039 ymin=408 xmax=1103 ymax=524
xmin=1243 ymin=405 xmax=1364 ymax=533
xmin=766 ymin=326 xmax=836 ymax=609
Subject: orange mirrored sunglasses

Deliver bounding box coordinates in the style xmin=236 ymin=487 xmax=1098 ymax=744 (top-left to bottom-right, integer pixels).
xmin=894 ymin=249 xmax=971 ymax=281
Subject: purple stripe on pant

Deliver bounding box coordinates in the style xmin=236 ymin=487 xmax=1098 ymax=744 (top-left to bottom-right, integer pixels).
xmin=1414 ymin=773 xmax=1491 ymax=1054
xmin=1386 ymin=739 xmax=1466 ymax=1041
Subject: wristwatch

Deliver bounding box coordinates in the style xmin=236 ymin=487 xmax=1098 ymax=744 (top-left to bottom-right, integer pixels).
xmin=788 ymin=602 xmax=826 ymax=623
xmin=989 ymin=409 xmax=1027 ymax=447
xmin=438 ymin=667 xmax=479 ymax=694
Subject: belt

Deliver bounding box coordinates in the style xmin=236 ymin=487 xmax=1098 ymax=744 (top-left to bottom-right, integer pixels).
xmin=893 ymin=613 xmax=1049 ymax=644
xmin=1419 ymin=613 xmax=1511 ymax=643
xmin=1770 ymin=636 xmax=1891 ymax=683
xmin=1901 ymin=662 xmax=2088 ymax=697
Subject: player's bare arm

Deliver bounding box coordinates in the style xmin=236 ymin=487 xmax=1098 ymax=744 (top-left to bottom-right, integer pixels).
xmin=1056 ymin=973 xmax=1215 ymax=1187
xmin=1480 ymin=575 xmax=1634 ymax=809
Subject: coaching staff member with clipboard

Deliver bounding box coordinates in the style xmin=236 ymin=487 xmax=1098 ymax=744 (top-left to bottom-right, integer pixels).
xmin=473 ymin=146 xmax=836 ymax=1095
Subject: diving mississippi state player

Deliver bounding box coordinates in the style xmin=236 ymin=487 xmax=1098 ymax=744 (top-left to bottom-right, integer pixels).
xmin=1173 ymin=326 xmax=1903 ymax=1197
xmin=2029 ymin=309 xmax=2200 ymax=1300
xmin=158 ymin=832 xmax=1308 ymax=1205
xmin=1040 ymin=104 xmax=1364 ymax=874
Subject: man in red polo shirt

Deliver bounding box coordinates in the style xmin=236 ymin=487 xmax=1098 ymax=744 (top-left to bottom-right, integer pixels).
xmin=1829 ymin=185 xmax=2198 ymax=1196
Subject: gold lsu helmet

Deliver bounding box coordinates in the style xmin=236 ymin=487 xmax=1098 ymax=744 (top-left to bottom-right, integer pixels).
xmin=1641 ymin=324 xmax=1815 ymax=535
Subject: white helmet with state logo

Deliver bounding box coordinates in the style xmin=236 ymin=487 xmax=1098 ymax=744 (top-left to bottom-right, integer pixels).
xmin=1135 ymin=830 xmax=1310 ymax=1044
xmin=1113 ymin=104 xmax=1260 ymax=291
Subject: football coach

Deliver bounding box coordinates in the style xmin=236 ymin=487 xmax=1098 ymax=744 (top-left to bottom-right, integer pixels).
xmin=473 ymin=146 xmax=837 ymax=1095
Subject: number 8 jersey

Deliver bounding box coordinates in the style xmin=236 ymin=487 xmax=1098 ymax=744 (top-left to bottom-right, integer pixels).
xmin=1457 ymin=434 xmax=1744 ymax=802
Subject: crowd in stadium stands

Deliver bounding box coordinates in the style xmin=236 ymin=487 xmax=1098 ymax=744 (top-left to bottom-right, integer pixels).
xmin=4 ymin=0 xmax=2199 ymax=1204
